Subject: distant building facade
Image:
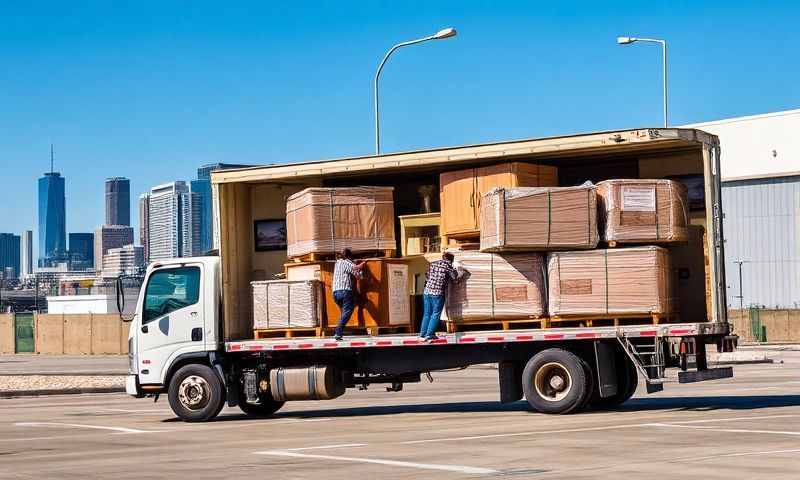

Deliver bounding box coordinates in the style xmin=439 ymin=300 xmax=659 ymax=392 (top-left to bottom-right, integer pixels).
xmin=105 ymin=177 xmax=131 ymax=226
xmin=195 ymin=163 xmax=249 ymax=253
xmin=139 ymin=193 xmax=150 ymax=262
xmin=93 ymin=225 xmax=134 ymax=271
xmin=0 ymin=233 xmax=21 ymax=279
xmin=68 ymin=232 xmax=95 ymax=271
xmin=146 ymin=181 xmax=201 ymax=261
xmin=101 ymin=244 xmax=144 ymax=278
xmin=20 ymin=230 xmax=33 ymax=277
xmin=38 ymin=171 xmax=67 ymax=267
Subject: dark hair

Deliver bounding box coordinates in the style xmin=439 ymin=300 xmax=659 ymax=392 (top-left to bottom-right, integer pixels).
xmin=342 ymin=248 xmax=353 ymax=259
xmin=443 ymin=252 xmax=454 ymax=262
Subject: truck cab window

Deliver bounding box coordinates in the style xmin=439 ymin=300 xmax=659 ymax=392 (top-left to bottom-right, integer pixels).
xmin=143 ymin=267 xmax=201 ymax=324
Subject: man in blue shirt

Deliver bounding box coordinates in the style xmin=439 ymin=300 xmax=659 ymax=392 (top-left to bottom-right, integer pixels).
xmin=419 ymin=251 xmax=460 ymax=341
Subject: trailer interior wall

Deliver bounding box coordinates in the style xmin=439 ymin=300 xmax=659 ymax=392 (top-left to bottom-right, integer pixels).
xmin=213 ymin=129 xmax=727 ymax=341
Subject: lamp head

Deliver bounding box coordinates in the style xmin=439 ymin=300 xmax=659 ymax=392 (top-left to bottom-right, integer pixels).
xmin=433 ymin=27 xmax=457 ymax=39
xmin=617 ymin=36 xmax=636 ymax=45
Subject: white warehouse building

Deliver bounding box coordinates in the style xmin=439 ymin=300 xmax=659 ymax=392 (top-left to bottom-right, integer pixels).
xmin=685 ymin=109 xmax=800 ymax=310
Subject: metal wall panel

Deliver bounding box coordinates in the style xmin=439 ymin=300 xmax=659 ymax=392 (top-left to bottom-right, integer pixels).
xmin=722 ymin=175 xmax=800 ymax=309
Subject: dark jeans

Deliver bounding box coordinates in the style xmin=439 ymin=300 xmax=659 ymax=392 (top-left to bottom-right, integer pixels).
xmin=420 ymin=294 xmax=446 ymax=338
xmin=333 ymin=290 xmax=355 ymax=337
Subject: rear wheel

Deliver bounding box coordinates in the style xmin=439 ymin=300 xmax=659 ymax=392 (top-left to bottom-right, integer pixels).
xmin=239 ymin=395 xmax=284 ymax=417
xmin=522 ymin=348 xmax=588 ymax=414
xmin=591 ymin=355 xmax=638 ymax=409
xmin=168 ymin=364 xmax=226 ymax=422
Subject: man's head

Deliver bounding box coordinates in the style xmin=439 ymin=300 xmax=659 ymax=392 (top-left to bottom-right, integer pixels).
xmin=342 ymin=248 xmax=353 ymax=260
xmin=443 ymin=251 xmax=455 ymax=263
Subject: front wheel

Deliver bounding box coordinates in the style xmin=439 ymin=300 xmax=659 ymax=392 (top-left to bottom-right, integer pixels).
xmin=522 ymin=348 xmax=589 ymax=414
xmin=168 ymin=364 xmax=226 ymax=422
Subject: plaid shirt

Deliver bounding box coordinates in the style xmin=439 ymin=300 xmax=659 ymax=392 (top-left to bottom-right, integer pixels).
xmin=333 ymin=258 xmax=363 ymax=292
xmin=424 ymin=259 xmax=458 ymax=296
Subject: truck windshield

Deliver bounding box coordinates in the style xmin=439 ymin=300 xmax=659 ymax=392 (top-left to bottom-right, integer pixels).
xmin=143 ymin=266 xmax=201 ymax=324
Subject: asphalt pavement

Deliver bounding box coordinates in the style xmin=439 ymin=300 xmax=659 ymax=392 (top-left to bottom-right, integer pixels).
xmin=1 ymin=351 xmax=800 ymax=479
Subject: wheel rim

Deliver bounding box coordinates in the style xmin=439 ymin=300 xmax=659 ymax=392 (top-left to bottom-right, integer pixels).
xmin=178 ymin=375 xmax=211 ymax=410
xmin=534 ymin=362 xmax=573 ymax=402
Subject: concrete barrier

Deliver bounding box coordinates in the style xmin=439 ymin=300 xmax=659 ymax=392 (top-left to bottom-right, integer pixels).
xmin=0 ymin=313 xmax=130 ymax=355
xmin=0 ymin=314 xmax=13 ymax=354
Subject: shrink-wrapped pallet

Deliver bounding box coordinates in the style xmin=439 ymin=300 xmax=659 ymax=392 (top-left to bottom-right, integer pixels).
xmin=597 ymin=179 xmax=688 ymax=245
xmin=547 ymin=246 xmax=673 ymax=317
xmin=480 ymin=184 xmax=598 ymax=251
xmin=252 ymin=280 xmax=323 ymax=329
xmin=286 ymin=186 xmax=396 ymax=259
xmin=446 ymin=251 xmax=546 ymax=322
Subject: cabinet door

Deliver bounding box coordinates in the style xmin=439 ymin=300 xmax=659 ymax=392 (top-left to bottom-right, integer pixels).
xmin=440 ymin=168 xmax=478 ymax=234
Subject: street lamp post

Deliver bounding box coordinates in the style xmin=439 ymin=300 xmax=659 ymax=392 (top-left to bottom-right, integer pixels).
xmin=617 ymin=36 xmax=668 ymax=127
xmin=374 ymin=27 xmax=457 ymax=155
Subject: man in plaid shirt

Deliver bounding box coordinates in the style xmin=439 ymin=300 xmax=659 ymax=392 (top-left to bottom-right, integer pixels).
xmin=419 ymin=251 xmax=460 ymax=340
xmin=332 ymin=248 xmax=364 ymax=340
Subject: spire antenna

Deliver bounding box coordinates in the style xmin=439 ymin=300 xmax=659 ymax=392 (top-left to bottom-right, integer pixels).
xmin=50 ymin=143 xmax=54 ymax=174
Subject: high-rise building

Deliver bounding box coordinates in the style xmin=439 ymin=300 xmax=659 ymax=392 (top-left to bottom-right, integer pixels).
xmin=105 ymin=177 xmax=131 ymax=226
xmin=20 ymin=230 xmax=33 ymax=277
xmin=146 ymin=181 xmax=201 ymax=261
xmin=195 ymin=163 xmax=249 ymax=253
xmin=94 ymin=225 xmax=134 ymax=271
xmin=68 ymin=232 xmax=94 ymax=271
xmin=101 ymin=244 xmax=144 ymax=278
xmin=139 ymin=193 xmax=150 ymax=262
xmin=0 ymin=233 xmax=21 ymax=279
xmin=38 ymin=151 xmax=67 ymax=267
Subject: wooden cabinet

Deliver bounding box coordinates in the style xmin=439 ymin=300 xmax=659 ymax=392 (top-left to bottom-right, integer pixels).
xmin=440 ymin=162 xmax=558 ymax=238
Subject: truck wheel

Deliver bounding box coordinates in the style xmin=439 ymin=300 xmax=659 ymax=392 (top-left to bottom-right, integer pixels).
xmin=523 ymin=348 xmax=588 ymax=414
xmin=577 ymin=356 xmax=595 ymax=412
xmin=591 ymin=356 xmax=638 ymax=409
xmin=239 ymin=396 xmax=284 ymax=417
xmin=168 ymin=364 xmax=226 ymax=422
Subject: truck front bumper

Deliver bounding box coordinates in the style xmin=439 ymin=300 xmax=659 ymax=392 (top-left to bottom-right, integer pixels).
xmin=125 ymin=375 xmax=141 ymax=397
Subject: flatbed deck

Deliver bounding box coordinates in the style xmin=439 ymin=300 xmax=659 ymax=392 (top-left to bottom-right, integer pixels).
xmin=226 ymin=322 xmax=726 ymax=353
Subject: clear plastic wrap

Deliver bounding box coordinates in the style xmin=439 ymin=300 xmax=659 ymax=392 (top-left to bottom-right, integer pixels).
xmin=480 ymin=183 xmax=598 ymax=251
xmin=252 ymin=280 xmax=323 ymax=329
xmin=286 ymin=186 xmax=396 ymax=258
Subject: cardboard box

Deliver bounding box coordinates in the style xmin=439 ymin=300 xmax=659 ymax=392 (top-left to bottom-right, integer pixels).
xmin=547 ymin=246 xmax=673 ymax=316
xmin=285 ymin=186 xmax=396 ymax=259
xmin=480 ymin=184 xmax=598 ymax=251
xmin=285 ymin=258 xmax=411 ymax=329
xmin=446 ymin=251 xmax=546 ymax=322
xmin=597 ymin=179 xmax=689 ymax=245
xmin=440 ymin=162 xmax=558 ymax=238
xmin=252 ymin=280 xmax=323 ymax=329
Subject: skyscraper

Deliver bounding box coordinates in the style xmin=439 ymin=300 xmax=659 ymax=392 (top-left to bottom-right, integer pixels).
xmin=68 ymin=232 xmax=94 ymax=271
xmin=146 ymin=181 xmax=201 ymax=261
xmin=195 ymin=163 xmax=249 ymax=253
xmin=94 ymin=225 xmax=134 ymax=271
xmin=38 ymin=147 xmax=66 ymax=267
xmin=0 ymin=233 xmax=21 ymax=279
xmin=105 ymin=177 xmax=131 ymax=226
xmin=20 ymin=230 xmax=33 ymax=277
xmin=139 ymin=193 xmax=150 ymax=262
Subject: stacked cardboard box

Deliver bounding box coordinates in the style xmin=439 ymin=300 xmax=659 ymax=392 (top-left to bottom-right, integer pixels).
xmin=547 ymin=246 xmax=673 ymax=317
xmin=479 ymin=183 xmax=598 ymax=251
xmin=597 ymin=179 xmax=688 ymax=245
xmin=252 ymin=280 xmax=323 ymax=329
xmin=446 ymin=251 xmax=546 ymax=323
xmin=285 ymin=186 xmax=396 ymax=259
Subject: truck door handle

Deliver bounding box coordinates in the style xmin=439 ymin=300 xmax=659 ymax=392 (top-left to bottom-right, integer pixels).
xmin=141 ymin=325 xmax=148 ymax=334
xmin=191 ymin=327 xmax=203 ymax=342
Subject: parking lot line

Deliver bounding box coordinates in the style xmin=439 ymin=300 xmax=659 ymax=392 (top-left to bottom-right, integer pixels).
xmin=14 ymin=422 xmax=164 ymax=434
xmin=646 ymin=423 xmax=800 ymax=436
xmin=286 ymin=443 xmax=368 ymax=451
xmin=255 ymin=450 xmax=499 ymax=475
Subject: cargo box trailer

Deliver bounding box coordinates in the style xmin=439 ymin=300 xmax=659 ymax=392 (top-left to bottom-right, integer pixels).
xmin=122 ymin=128 xmax=735 ymax=422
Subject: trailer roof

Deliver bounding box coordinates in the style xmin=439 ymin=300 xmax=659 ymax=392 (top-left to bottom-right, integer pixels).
xmin=211 ymin=127 xmax=718 ymax=185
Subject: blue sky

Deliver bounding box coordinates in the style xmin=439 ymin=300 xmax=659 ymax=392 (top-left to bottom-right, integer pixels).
xmin=1 ymin=1 xmax=798 ymax=248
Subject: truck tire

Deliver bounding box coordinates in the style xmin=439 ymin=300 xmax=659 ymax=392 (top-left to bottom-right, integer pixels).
xmin=591 ymin=355 xmax=638 ymax=409
xmin=577 ymin=356 xmax=595 ymax=412
xmin=168 ymin=364 xmax=226 ymax=422
xmin=239 ymin=396 xmax=284 ymax=417
xmin=522 ymin=348 xmax=588 ymax=414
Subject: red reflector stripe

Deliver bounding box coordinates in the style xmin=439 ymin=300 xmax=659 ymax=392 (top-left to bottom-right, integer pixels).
xmin=273 ymin=344 xmax=289 ymax=350
xmin=298 ymin=343 xmax=313 ymax=349
xmin=323 ymin=342 xmax=339 ymax=348
xmin=515 ymin=335 xmax=534 ymax=341
xmin=576 ymin=332 xmax=597 ymax=339
xmin=640 ymin=330 xmax=657 ymax=336
xmin=487 ymin=336 xmax=505 ymax=341
xmin=350 ymin=341 xmax=367 ymax=347
xmin=670 ymin=329 xmax=691 ymax=335
xmin=459 ymin=337 xmax=476 ymax=343
xmin=544 ymin=334 xmax=564 ymax=340
xmin=376 ymin=341 xmax=393 ymax=346
xmin=430 ymin=339 xmax=447 ymax=344
xmin=402 ymin=339 xmax=420 ymax=345
xmin=229 ymin=344 xmax=241 ymax=351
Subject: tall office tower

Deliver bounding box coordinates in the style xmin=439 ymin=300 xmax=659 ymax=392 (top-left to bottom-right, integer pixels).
xmin=20 ymin=230 xmax=33 ymax=277
xmin=195 ymin=163 xmax=249 ymax=253
xmin=94 ymin=225 xmax=134 ymax=271
xmin=139 ymin=193 xmax=150 ymax=262
xmin=0 ymin=233 xmax=21 ymax=279
xmin=68 ymin=232 xmax=95 ymax=270
xmin=38 ymin=146 xmax=66 ymax=267
xmin=105 ymin=177 xmax=131 ymax=226
xmin=147 ymin=181 xmax=201 ymax=261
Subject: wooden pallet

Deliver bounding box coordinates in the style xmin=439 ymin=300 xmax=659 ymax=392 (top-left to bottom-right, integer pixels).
xmin=549 ymin=312 xmax=677 ymax=328
xmin=445 ymin=317 xmax=548 ymax=333
xmin=254 ymin=324 xmax=412 ymax=339
xmin=290 ymin=249 xmax=396 ymax=263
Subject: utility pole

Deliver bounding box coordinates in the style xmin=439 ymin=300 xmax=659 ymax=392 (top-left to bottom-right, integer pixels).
xmin=733 ymin=260 xmax=747 ymax=312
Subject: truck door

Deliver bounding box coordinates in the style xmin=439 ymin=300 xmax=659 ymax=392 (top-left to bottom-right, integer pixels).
xmin=136 ymin=264 xmax=206 ymax=385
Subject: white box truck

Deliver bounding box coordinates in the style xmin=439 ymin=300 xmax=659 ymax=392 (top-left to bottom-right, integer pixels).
xmin=122 ymin=128 xmax=736 ymax=422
